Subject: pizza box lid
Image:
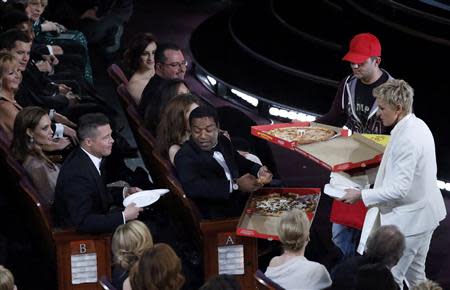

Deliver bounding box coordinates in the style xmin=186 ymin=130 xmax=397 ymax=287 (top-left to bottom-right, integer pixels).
xmin=236 ymin=187 xmax=321 ymax=241
xmin=294 ymin=133 xmax=385 ymax=172
xmin=251 ymin=122 xmax=384 ymax=172
xmin=250 ymin=122 xmax=348 ymax=151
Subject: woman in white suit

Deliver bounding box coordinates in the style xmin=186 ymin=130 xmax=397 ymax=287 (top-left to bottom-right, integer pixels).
xmin=341 ymin=79 xmax=446 ymax=289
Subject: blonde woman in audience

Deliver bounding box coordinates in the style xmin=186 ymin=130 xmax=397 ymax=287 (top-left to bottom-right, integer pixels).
xmin=265 ymin=209 xmax=332 ymax=290
xmin=0 ymin=52 xmax=23 ymax=141
xmin=412 ymin=280 xmax=443 ymax=290
xmin=130 ymin=243 xmax=185 ymax=290
xmin=123 ymin=33 xmax=158 ymax=104
xmin=112 ymin=220 xmax=153 ymax=290
xmin=0 ymin=265 xmax=17 ymax=290
xmin=156 ymin=93 xmax=200 ymax=164
xmin=11 ymin=106 xmax=69 ymax=205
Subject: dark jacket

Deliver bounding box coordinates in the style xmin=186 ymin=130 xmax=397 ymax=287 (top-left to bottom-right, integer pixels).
xmin=174 ymin=134 xmax=261 ymax=219
xmin=54 ymin=147 xmax=124 ymax=233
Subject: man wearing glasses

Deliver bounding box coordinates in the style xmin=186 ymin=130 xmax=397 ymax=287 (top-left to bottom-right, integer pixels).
xmin=138 ymin=43 xmax=188 ymax=116
xmin=316 ymin=33 xmax=393 ymax=259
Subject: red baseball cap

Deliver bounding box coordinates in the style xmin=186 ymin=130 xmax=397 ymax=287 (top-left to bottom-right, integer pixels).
xmin=342 ymin=33 xmax=381 ymax=63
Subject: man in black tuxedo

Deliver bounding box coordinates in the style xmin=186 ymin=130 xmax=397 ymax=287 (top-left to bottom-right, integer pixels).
xmin=174 ymin=106 xmax=273 ymax=219
xmin=55 ymin=113 xmax=142 ymax=233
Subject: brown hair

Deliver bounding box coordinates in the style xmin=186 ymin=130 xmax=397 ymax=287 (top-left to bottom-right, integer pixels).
xmin=112 ymin=220 xmax=153 ymax=271
xmin=0 ymin=52 xmax=17 ymax=81
xmin=156 ymin=93 xmax=200 ymax=158
xmin=123 ymin=33 xmax=157 ymax=73
xmin=130 ymin=243 xmax=185 ymax=290
xmin=11 ymin=106 xmax=54 ymax=168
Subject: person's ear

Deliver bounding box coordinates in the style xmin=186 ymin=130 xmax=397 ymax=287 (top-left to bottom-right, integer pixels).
xmin=375 ymin=57 xmax=381 ymax=66
xmin=26 ymin=128 xmax=33 ymax=139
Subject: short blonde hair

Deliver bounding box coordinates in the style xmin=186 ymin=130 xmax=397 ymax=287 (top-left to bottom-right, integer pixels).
xmin=112 ymin=220 xmax=153 ymax=271
xmin=278 ymin=209 xmax=310 ymax=252
xmin=373 ymin=79 xmax=414 ymax=114
xmin=412 ymin=280 xmax=443 ymax=290
xmin=0 ymin=265 xmax=15 ymax=290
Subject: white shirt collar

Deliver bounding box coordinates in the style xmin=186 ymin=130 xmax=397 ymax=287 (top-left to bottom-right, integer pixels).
xmin=81 ymin=147 xmax=102 ymax=175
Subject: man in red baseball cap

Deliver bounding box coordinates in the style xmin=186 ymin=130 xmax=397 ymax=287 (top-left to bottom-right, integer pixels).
xmin=316 ymin=33 xmax=394 ymax=258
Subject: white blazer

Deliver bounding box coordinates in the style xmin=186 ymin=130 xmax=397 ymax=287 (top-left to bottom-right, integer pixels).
xmin=358 ymin=114 xmax=446 ymax=254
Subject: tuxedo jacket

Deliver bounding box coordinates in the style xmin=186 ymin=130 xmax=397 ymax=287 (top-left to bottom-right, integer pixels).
xmin=54 ymin=147 xmax=123 ymax=233
xmin=174 ymin=135 xmax=262 ymax=218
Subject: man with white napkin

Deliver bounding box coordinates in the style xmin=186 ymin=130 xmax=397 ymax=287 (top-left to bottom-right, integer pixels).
xmin=55 ymin=113 xmax=143 ymax=233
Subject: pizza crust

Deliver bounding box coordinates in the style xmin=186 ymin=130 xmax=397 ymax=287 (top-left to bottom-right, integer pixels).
xmin=265 ymin=126 xmax=336 ymax=145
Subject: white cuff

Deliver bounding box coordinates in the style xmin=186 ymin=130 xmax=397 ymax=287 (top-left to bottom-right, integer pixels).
xmin=229 ymin=181 xmax=233 ymax=193
xmin=121 ymin=212 xmax=126 ymax=224
xmin=47 ymin=45 xmax=54 ymax=55
xmin=53 ymin=123 xmax=64 ymax=138
xmin=49 ymin=109 xmax=55 ymax=121
xmin=122 ymin=186 xmax=129 ymax=198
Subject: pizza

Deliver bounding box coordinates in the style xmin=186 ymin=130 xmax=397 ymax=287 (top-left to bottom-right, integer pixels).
xmin=249 ymin=192 xmax=320 ymax=217
xmin=265 ymin=126 xmax=336 ymax=145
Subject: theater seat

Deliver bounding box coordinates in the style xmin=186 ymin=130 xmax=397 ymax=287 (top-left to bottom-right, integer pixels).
xmin=107 ymin=63 xmax=128 ymax=86
xmin=254 ymin=270 xmax=285 ymax=290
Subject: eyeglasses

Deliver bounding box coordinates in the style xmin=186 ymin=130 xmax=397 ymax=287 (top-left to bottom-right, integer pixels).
xmin=161 ymin=60 xmax=188 ymax=69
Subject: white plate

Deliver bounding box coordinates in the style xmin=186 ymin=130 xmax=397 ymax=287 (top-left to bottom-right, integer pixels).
xmin=123 ymin=189 xmax=168 ymax=207
xmin=324 ymin=184 xmax=356 ymax=199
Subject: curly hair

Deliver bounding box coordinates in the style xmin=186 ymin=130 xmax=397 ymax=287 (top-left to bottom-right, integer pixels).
xmin=123 ymin=32 xmax=157 ymax=73
xmin=130 ymin=243 xmax=185 ymax=290
xmin=278 ymin=209 xmax=310 ymax=252
xmin=112 ymin=220 xmax=153 ymax=271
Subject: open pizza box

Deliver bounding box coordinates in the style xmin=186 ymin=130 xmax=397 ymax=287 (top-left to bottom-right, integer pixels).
xmin=236 ymin=188 xmax=321 ymax=241
xmin=251 ymin=122 xmax=385 ymax=172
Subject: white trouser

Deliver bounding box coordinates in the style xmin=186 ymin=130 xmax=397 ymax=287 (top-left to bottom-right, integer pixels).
xmin=391 ymin=229 xmax=434 ymax=290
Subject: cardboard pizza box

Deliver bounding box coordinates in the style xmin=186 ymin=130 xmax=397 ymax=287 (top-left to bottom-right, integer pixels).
xmin=251 ymin=122 xmax=384 ymax=172
xmin=236 ymin=188 xmax=321 ymax=241
xmin=251 ymin=122 xmax=347 ymax=151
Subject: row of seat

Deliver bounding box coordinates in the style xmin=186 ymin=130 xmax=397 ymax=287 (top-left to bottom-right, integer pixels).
xmin=107 ymin=64 xmax=280 ymax=288
xmin=0 ymin=128 xmax=112 ymax=290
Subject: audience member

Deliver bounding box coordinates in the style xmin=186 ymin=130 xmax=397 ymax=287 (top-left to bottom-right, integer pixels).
xmin=11 ymin=106 xmax=70 ymax=205
xmin=412 ymin=280 xmax=443 ymax=290
xmin=138 ymin=43 xmax=187 ymax=116
xmin=316 ymin=32 xmax=394 ymax=258
xmin=265 ymin=209 xmax=332 ymax=290
xmin=0 ymin=265 xmax=17 ymax=290
xmin=331 ymin=225 xmax=405 ymax=289
xmin=129 ymin=243 xmax=185 ymax=290
xmin=123 ymin=32 xmax=157 ymax=103
xmin=112 ymin=220 xmax=153 ymax=290
xmin=354 ymin=263 xmax=398 ymax=290
xmin=0 ymin=49 xmax=76 ymax=146
xmin=54 ymin=113 xmax=143 ymax=233
xmin=341 ymin=79 xmax=447 ymax=289
xmin=144 ymin=78 xmax=190 ymax=135
xmin=174 ymin=106 xmax=272 ymax=218
xmin=23 ymin=0 xmax=93 ymax=82
xmin=156 ymin=93 xmax=200 ymax=164
xmin=199 ymin=274 xmax=241 ymax=290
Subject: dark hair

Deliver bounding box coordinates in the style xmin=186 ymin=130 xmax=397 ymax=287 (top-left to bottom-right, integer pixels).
xmin=130 ymin=243 xmax=185 ymax=290
xmin=11 ymin=106 xmax=54 ymax=166
xmin=143 ymin=78 xmax=189 ymax=134
xmin=355 ymin=263 xmax=398 ymax=290
xmin=188 ymin=105 xmax=219 ymax=127
xmin=365 ymin=225 xmax=405 ymax=268
xmin=155 ymin=43 xmax=182 ymax=64
xmin=0 ymin=28 xmax=31 ymax=50
xmin=0 ymin=8 xmax=29 ymax=31
xmin=156 ymin=93 xmax=201 ymax=158
xmin=199 ymin=274 xmax=241 ymax=290
xmin=77 ymin=113 xmax=110 ymax=141
xmin=123 ymin=32 xmax=157 ymax=72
